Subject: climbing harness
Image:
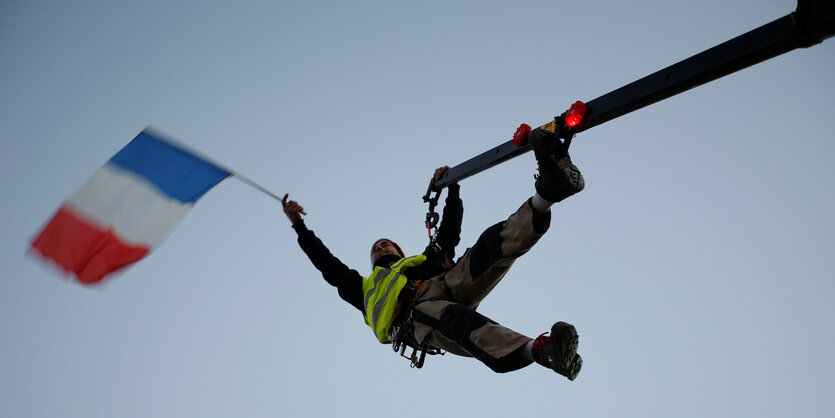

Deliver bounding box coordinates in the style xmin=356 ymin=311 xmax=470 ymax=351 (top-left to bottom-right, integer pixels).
xmin=389 ymin=279 xmax=444 ymax=368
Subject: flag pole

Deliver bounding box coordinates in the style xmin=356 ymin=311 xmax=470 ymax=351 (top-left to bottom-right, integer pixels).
xmin=232 ymin=173 xmax=282 ymax=201
xmin=141 ymin=126 xmax=303 ymax=212
xmin=231 ymin=173 xmax=307 ymax=215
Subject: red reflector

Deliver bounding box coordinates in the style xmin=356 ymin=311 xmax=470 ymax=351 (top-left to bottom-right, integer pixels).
xmin=512 ymin=123 xmax=531 ymax=146
xmin=564 ymin=101 xmax=587 ymax=128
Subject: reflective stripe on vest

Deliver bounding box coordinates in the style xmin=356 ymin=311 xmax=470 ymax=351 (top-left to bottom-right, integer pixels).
xmin=362 ymin=255 xmax=426 ymax=343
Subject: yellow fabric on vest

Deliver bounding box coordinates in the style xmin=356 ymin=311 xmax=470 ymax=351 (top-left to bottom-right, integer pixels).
xmin=362 ymin=255 xmax=426 ymax=343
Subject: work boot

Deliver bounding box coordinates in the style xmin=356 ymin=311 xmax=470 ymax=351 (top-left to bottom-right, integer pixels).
xmin=532 ymin=322 xmax=582 ymax=380
xmin=528 ymin=128 xmax=584 ymax=202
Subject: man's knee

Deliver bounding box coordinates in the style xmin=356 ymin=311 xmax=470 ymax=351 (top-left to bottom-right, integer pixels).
xmin=469 ymin=222 xmax=504 ymax=279
xmin=414 ymin=304 xmax=493 ymax=353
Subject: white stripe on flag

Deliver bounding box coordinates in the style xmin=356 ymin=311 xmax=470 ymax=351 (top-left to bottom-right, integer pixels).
xmin=67 ymin=163 xmax=192 ymax=247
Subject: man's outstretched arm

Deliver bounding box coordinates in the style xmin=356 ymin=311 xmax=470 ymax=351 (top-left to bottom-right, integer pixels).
xmin=282 ymin=194 xmax=364 ymax=313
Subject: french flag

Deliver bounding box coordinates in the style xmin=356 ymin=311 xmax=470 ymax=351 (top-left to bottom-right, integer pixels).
xmin=31 ymin=129 xmax=230 ymax=285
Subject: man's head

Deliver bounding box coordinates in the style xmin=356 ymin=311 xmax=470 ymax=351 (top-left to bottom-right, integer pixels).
xmin=370 ymin=238 xmax=405 ymax=265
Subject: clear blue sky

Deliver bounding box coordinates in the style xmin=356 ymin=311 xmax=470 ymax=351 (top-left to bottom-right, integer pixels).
xmin=2 ymin=1 xmax=833 ymax=417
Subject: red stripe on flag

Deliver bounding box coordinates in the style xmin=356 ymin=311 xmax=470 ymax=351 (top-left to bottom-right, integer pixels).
xmin=31 ymin=205 xmax=150 ymax=284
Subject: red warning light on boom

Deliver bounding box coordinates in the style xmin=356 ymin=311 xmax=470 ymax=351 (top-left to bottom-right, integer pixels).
xmin=564 ymin=101 xmax=587 ymax=128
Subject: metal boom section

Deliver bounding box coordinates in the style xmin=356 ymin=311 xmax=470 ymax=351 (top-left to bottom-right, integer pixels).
xmin=429 ymin=0 xmax=835 ymax=192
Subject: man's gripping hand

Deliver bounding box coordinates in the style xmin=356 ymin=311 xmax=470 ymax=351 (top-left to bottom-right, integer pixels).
xmin=282 ymin=193 xmax=306 ymax=225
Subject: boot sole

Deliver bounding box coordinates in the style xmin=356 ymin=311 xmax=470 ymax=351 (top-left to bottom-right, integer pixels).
xmin=550 ymin=322 xmax=580 ymax=380
xmin=530 ymin=136 xmax=584 ymax=201
xmin=567 ymin=353 xmax=583 ymax=381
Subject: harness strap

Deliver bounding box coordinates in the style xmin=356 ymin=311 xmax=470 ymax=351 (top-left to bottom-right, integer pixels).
xmin=393 ymin=279 xmax=427 ymax=321
xmin=390 ymin=279 xmax=443 ymax=368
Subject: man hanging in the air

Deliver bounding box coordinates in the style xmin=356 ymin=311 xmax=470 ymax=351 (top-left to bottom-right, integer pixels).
xmin=282 ymin=127 xmax=584 ymax=378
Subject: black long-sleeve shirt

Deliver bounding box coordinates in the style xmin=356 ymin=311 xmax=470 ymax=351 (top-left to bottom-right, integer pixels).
xmin=292 ymin=184 xmax=463 ymax=314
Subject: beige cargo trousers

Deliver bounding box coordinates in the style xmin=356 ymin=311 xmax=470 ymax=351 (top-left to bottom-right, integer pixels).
xmin=411 ymin=199 xmax=550 ymax=372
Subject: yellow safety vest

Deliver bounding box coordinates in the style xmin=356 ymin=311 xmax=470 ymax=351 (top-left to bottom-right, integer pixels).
xmin=362 ymin=255 xmax=426 ymax=343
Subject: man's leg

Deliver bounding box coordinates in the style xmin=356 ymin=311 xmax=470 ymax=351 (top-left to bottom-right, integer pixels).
xmin=410 ymin=127 xmax=586 ymax=376
xmin=442 ymin=199 xmax=550 ymax=308
xmin=410 ymin=298 xmax=582 ymax=378
xmin=411 ymin=299 xmax=533 ymax=373
xmin=439 ymin=127 xmax=585 ymax=308
xmin=409 ymin=199 xmax=574 ymax=375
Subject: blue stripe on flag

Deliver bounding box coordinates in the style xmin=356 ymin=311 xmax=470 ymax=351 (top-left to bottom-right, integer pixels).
xmin=108 ymin=130 xmax=230 ymax=204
